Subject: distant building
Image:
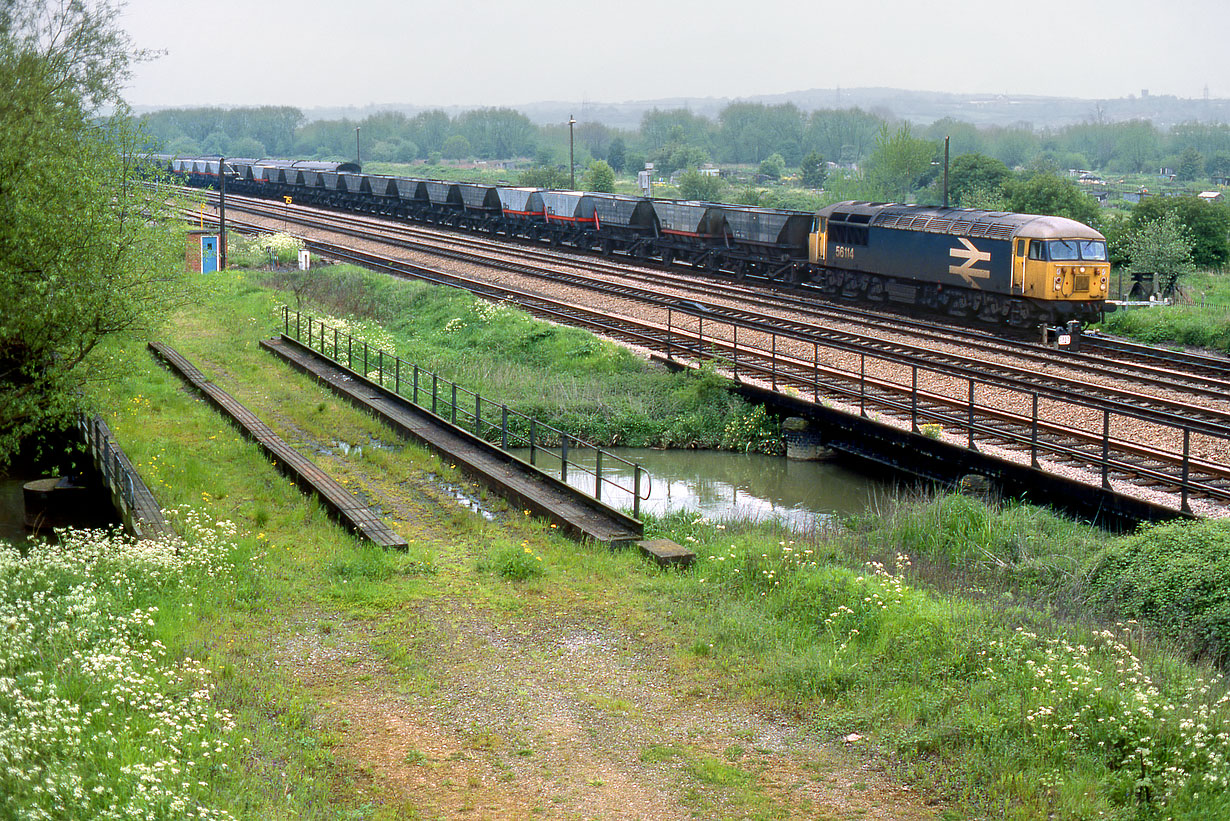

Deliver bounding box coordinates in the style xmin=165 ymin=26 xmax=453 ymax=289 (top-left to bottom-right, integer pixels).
xmin=1199 ymin=191 xmax=1224 ymax=202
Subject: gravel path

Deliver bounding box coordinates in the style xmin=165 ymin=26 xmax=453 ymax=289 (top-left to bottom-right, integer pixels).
xmin=192 ymin=348 xmax=940 ymax=819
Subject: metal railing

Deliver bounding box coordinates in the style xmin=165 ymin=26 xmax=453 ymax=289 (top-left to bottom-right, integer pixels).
xmin=283 ymin=307 xmax=649 ymax=518
xmin=78 ymin=414 xmax=169 ymax=537
xmin=663 ymin=305 xmax=1229 ymax=515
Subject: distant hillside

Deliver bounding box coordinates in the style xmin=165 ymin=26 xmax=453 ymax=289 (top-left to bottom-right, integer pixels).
xmin=295 ymin=87 xmax=1230 ymax=131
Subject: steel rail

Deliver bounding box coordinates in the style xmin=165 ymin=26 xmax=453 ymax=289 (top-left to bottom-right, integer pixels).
xmin=183 ymin=205 xmax=1229 ymax=509
xmin=288 ymin=238 xmax=1230 ymax=508
xmin=188 ymin=200 xmax=1230 ymax=440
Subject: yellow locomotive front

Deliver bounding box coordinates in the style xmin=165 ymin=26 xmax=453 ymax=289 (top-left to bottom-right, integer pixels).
xmin=1010 ymin=218 xmax=1110 ymax=303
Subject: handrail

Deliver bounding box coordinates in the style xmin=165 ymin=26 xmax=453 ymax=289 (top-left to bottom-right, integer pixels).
xmin=77 ymin=414 xmax=170 ymax=538
xmin=283 ymin=307 xmax=650 ymax=517
xmin=663 ymin=305 xmax=1227 ymax=515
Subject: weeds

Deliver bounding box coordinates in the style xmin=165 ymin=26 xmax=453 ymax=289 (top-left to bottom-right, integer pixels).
xmin=477 ymin=538 xmax=547 ymax=582
xmin=0 ymin=512 xmax=251 ymax=819
xmin=645 ymin=500 xmax=1230 ymax=818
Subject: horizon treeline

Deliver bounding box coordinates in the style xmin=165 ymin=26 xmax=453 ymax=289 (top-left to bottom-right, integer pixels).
xmin=141 ymin=102 xmax=1230 ymax=181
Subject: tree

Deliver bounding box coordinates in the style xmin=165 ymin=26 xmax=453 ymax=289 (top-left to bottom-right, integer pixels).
xmin=678 ymin=169 xmax=726 ymax=202
xmin=717 ymin=102 xmax=804 ymax=164
xmin=799 ymin=151 xmax=827 ymax=188
xmin=1129 ymin=196 xmax=1230 ymax=268
xmin=959 ymin=184 xmax=1008 ymax=211
xmin=581 ymin=160 xmax=615 ymax=193
xmin=864 ymin=123 xmax=937 ymax=202
xmin=1110 ymin=120 xmax=1161 ymax=173
xmin=229 ymin=135 xmax=266 ymax=158
xmin=945 ymin=153 xmax=1010 ymax=206
xmin=1177 ymin=146 xmax=1205 ymax=181
xmin=804 ymin=108 xmax=883 ymax=165
xmin=1124 ymin=212 xmax=1196 ymax=279
xmin=455 ymin=108 xmax=536 ymax=158
xmin=200 ymin=130 xmax=230 ymax=155
xmin=641 ymin=108 xmax=713 ymax=153
xmin=1206 ymin=151 xmax=1230 ymax=179
xmin=441 ymin=134 xmax=471 ymax=161
xmin=758 ymin=152 xmax=786 ymax=180
xmin=518 ymin=165 xmax=569 ymax=189
xmin=606 ymin=136 xmax=627 ymax=173
xmin=1003 ymin=174 xmax=1101 ymax=227
xmin=409 ymin=110 xmax=451 ymax=155
xmin=0 ymin=0 xmax=187 ymax=463
xmin=984 ymin=125 xmax=1039 ymax=169
xmin=652 ymin=142 xmax=709 ymax=176
xmin=576 ymin=121 xmax=611 ymax=159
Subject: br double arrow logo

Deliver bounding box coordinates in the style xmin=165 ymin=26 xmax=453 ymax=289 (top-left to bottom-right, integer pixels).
xmin=948 ymin=237 xmax=992 ymax=284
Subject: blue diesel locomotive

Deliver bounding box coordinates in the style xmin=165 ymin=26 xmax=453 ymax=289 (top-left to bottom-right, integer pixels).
xmin=160 ymin=155 xmax=1111 ymax=327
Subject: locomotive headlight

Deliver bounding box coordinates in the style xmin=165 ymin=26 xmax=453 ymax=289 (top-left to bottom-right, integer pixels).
xmin=1079 ymin=266 xmax=1087 ymax=273
xmin=1053 ymin=275 xmax=1063 ymax=291
xmin=1100 ymin=274 xmax=1108 ymax=289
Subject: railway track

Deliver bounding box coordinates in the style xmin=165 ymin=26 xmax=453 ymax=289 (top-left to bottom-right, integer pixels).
xmin=197 ymin=189 xmax=1230 ymax=404
xmin=182 ymin=194 xmax=1230 ymax=514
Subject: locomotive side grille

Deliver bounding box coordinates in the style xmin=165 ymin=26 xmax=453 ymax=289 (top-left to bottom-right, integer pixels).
xmin=985 ymin=223 xmax=1016 ymax=239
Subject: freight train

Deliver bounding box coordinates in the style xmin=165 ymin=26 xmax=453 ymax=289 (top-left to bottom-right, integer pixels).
xmin=158 ymin=156 xmax=1112 ymax=328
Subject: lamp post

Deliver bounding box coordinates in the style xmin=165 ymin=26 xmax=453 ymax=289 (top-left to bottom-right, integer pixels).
xmin=217 ymin=158 xmax=240 ymax=269
xmin=355 ymin=126 xmax=361 ymax=164
xmin=218 ymin=156 xmax=228 ymax=270
xmin=568 ymin=114 xmax=576 ymax=189
xmin=943 ymin=134 xmax=950 ymax=208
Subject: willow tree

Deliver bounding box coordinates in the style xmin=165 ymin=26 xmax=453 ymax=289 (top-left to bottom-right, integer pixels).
xmin=0 ymin=0 xmax=186 ymax=463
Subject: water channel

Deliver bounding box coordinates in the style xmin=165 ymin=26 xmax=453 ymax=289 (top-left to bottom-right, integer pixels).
xmin=1 ymin=449 xmax=895 ymax=544
xmin=0 ymin=478 xmax=28 ymax=546
xmin=512 ymin=447 xmax=894 ymax=529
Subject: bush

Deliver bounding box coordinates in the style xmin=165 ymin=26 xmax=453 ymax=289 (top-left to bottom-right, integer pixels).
xmin=1083 ymin=519 xmax=1230 ymax=661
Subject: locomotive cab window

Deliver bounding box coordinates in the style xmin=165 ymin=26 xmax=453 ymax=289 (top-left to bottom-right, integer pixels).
xmin=1048 ymin=240 xmax=1081 ymax=261
xmin=1047 ymin=239 xmax=1107 ymax=261
xmin=830 ymin=223 xmax=868 ymax=246
xmin=1078 ymin=240 xmax=1107 ymax=261
xmin=1028 ymin=241 xmax=1046 ymax=260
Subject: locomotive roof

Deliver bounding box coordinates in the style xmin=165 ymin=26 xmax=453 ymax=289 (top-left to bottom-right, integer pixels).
xmin=818 ymin=201 xmax=1104 ymax=241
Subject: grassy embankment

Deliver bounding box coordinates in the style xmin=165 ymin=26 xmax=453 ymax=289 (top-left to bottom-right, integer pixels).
xmin=240 ymin=257 xmax=782 ymax=454
xmin=1100 ymin=269 xmax=1230 ymax=354
xmin=4 ymin=264 xmax=1230 ymax=819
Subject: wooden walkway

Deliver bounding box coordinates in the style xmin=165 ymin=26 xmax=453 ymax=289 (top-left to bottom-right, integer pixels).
xmin=261 ymin=335 xmax=643 ymax=546
xmin=149 ymin=342 xmax=407 ymax=548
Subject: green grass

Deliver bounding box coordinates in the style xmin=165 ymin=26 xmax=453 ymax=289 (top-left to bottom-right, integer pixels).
xmin=268 ymin=264 xmax=782 ymax=453
xmin=638 ymin=504 xmax=1230 ymax=819
xmin=9 ymin=262 xmax=1230 ymax=819
xmin=1100 ymin=270 xmax=1230 ymax=353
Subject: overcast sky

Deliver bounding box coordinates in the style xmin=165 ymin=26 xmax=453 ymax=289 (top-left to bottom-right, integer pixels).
xmin=119 ymin=0 xmax=1230 ymax=110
